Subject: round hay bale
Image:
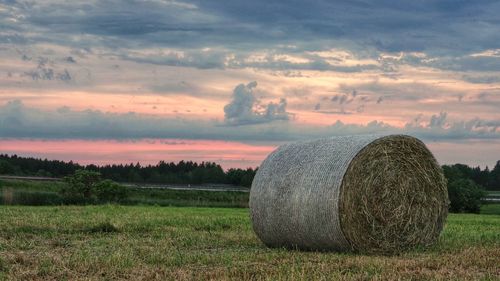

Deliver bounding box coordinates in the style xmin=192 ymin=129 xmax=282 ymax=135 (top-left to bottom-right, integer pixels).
xmin=249 ymin=134 xmax=448 ymax=254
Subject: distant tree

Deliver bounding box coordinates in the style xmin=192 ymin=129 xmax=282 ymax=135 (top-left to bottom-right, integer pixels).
xmin=470 ymin=166 xmax=490 ymax=187
xmin=442 ymin=164 xmax=472 ymax=183
xmin=448 ymin=179 xmax=486 ymax=213
xmin=226 ymin=168 xmax=242 ymax=185
xmin=0 ymin=153 xmax=260 ymax=187
xmin=35 ymin=169 xmax=52 ymax=177
xmin=205 ymin=162 xmax=226 ymax=183
xmin=127 ymin=169 xmax=143 ymax=182
xmin=488 ymin=161 xmax=500 ymax=190
xmin=0 ymin=160 xmax=15 ymax=174
xmin=240 ymin=173 xmax=254 ymax=188
xmin=226 ymin=167 xmax=256 ymax=187
xmin=190 ymin=168 xmax=205 ymax=184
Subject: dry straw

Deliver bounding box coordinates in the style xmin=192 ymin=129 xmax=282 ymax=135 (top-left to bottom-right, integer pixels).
xmin=249 ymin=134 xmax=448 ymax=254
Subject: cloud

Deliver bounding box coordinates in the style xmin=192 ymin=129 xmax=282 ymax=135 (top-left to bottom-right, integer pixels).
xmin=189 ymin=1 xmax=500 ymax=56
xmin=462 ymin=74 xmax=500 ymax=84
xmin=1 ymin=100 xmax=498 ymax=142
xmin=1 ymin=0 xmax=500 ymax=164
xmin=315 ymin=110 xmax=352 ymax=115
xmin=3 ymin=0 xmax=500 ymax=73
xmin=149 ymin=81 xmax=211 ymax=97
xmin=21 ymin=57 xmax=72 ymax=82
xmin=429 ymin=112 xmax=447 ymax=128
xmin=64 ymin=56 xmax=76 ymax=63
xmin=224 ymin=81 xmax=290 ymax=125
xmin=121 ymin=48 xmax=379 ymax=72
xmin=335 ymin=80 xmax=464 ymax=106
xmin=404 ymin=111 xmax=500 ymax=139
xmin=330 ymin=89 xmax=358 ymax=105
xmin=123 ymin=49 xmax=227 ymax=70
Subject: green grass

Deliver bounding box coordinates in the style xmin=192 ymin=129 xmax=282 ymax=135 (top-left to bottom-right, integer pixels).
xmin=481 ymin=203 xmax=500 ymax=215
xmin=0 ymin=179 xmax=249 ymax=208
xmin=0 ymin=179 xmax=65 ymax=192
xmin=125 ymin=188 xmax=248 ymax=207
xmin=0 ymin=205 xmax=499 ymax=280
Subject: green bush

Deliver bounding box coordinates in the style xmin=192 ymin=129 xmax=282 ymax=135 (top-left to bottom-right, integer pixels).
xmin=448 ymin=179 xmax=487 ymax=213
xmin=60 ymin=170 xmax=102 ymax=203
xmin=59 ymin=170 xmax=127 ymax=204
xmin=94 ymin=180 xmax=128 ymax=203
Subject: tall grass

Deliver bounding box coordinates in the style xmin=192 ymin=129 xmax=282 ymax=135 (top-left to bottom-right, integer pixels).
xmin=0 ymin=179 xmax=249 ymax=207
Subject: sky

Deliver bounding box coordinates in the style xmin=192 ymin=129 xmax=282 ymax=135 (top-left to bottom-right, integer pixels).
xmin=0 ymin=0 xmax=499 ymax=169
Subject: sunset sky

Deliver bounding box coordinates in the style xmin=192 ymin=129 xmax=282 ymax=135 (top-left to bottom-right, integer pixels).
xmin=0 ymin=0 xmax=499 ymax=169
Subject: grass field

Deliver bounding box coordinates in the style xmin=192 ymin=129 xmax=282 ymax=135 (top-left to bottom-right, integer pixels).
xmin=0 ymin=179 xmax=249 ymax=208
xmin=0 ymin=205 xmax=499 ymax=280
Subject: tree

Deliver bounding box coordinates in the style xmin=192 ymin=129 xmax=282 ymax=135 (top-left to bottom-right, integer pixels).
xmin=60 ymin=170 xmax=102 ymax=203
xmin=442 ymin=164 xmax=472 ymax=183
xmin=448 ymin=179 xmax=486 ymax=213
xmin=0 ymin=153 xmax=262 ymax=187
xmin=488 ymin=161 xmax=500 ymax=190
xmin=0 ymin=160 xmax=15 ymax=174
xmin=60 ymin=170 xmax=128 ymax=204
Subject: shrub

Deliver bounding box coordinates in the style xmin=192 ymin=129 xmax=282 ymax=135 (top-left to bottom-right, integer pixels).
xmin=94 ymin=180 xmax=128 ymax=203
xmin=448 ymin=179 xmax=486 ymax=213
xmin=60 ymin=170 xmax=102 ymax=203
xmin=59 ymin=170 xmax=128 ymax=204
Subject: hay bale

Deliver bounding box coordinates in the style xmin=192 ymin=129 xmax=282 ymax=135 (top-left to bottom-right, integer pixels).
xmin=249 ymin=134 xmax=448 ymax=254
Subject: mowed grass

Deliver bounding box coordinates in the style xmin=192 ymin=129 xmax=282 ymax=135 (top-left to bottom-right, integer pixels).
xmin=0 ymin=205 xmax=499 ymax=280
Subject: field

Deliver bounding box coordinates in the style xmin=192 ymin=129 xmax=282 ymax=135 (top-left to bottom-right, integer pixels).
xmin=0 ymin=205 xmax=499 ymax=280
xmin=0 ymin=179 xmax=249 ymax=208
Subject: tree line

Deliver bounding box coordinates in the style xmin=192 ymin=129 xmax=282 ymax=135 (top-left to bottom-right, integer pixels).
xmin=442 ymin=161 xmax=500 ymax=191
xmin=1 ymin=154 xmax=499 ymax=213
xmin=1 ymin=154 xmax=499 ymax=191
xmin=0 ymin=154 xmax=256 ymax=187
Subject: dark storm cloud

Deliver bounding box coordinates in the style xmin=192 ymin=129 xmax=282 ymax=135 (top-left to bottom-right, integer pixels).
xmin=189 ymin=0 xmax=500 ymax=55
xmin=3 ymin=0 xmax=500 ymax=71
